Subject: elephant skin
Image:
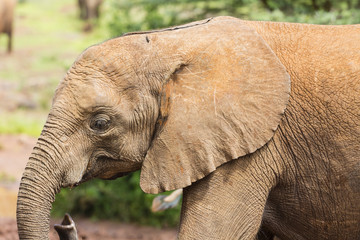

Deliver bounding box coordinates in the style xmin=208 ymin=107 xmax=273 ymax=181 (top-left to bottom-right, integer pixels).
xmin=0 ymin=0 xmax=16 ymax=53
xmin=16 ymin=16 xmax=360 ymax=239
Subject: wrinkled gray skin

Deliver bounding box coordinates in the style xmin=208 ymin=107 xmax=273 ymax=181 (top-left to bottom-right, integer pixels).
xmin=0 ymin=0 xmax=16 ymax=53
xmin=17 ymin=17 xmax=360 ymax=239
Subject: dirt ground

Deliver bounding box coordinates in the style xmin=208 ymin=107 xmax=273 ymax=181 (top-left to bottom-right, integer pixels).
xmin=0 ymin=217 xmax=177 ymax=240
xmin=0 ymin=135 xmax=177 ymax=240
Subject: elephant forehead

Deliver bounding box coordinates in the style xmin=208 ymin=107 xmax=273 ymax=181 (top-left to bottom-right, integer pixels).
xmin=55 ymin=78 xmax=119 ymax=113
xmin=76 ymin=81 xmax=112 ymax=109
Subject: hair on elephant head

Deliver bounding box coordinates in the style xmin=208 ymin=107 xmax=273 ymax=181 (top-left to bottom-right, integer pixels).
xmin=17 ymin=16 xmax=360 ymax=240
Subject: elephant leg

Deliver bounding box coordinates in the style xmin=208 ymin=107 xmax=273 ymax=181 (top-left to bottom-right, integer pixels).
xmin=78 ymin=0 xmax=86 ymax=19
xmin=7 ymin=30 xmax=12 ymax=53
xmin=95 ymin=4 xmax=100 ymax=18
xmin=178 ymin=153 xmax=278 ymax=240
xmin=85 ymin=4 xmax=90 ymax=19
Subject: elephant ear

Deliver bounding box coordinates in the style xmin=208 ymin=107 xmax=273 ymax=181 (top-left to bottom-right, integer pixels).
xmin=140 ymin=17 xmax=290 ymax=194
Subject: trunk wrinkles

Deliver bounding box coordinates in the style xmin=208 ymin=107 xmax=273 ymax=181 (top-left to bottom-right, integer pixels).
xmin=17 ymin=136 xmax=64 ymax=240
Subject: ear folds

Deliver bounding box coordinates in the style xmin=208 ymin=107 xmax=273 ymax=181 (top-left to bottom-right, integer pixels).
xmin=140 ymin=17 xmax=290 ymax=194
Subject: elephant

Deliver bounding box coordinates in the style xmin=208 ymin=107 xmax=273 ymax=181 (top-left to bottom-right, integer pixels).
xmin=16 ymin=16 xmax=360 ymax=239
xmin=0 ymin=0 xmax=16 ymax=53
xmin=77 ymin=0 xmax=103 ymax=31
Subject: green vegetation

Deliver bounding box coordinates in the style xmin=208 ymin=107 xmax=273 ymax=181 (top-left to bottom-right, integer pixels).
xmin=0 ymin=111 xmax=45 ymax=137
xmin=0 ymin=0 xmax=106 ymax=137
xmin=2 ymin=0 xmax=359 ymax=228
xmin=52 ymin=172 xmax=181 ymax=227
xmin=0 ymin=172 xmax=16 ymax=182
xmin=104 ymin=0 xmax=360 ymax=37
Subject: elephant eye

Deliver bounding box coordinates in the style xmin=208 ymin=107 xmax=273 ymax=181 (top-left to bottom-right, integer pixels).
xmin=90 ymin=115 xmax=110 ymax=132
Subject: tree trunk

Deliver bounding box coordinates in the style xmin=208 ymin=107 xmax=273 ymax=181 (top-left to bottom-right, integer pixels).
xmin=323 ymin=0 xmax=332 ymax=11
xmin=17 ymin=137 xmax=62 ymax=239
xmin=311 ymin=0 xmax=319 ymax=11
xmin=261 ymin=0 xmax=272 ymax=11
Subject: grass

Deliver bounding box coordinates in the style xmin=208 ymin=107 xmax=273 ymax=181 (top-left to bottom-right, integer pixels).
xmin=0 ymin=172 xmax=16 ymax=183
xmin=0 ymin=0 xmax=108 ymax=137
xmin=0 ymin=111 xmax=46 ymax=137
xmin=14 ymin=0 xmax=108 ymax=52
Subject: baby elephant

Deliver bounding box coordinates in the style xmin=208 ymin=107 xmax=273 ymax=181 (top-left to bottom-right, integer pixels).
xmin=0 ymin=0 xmax=16 ymax=53
xmin=16 ymin=16 xmax=360 ymax=239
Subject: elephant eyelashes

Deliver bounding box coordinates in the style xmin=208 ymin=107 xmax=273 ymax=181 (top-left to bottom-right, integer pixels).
xmin=90 ymin=114 xmax=111 ymax=133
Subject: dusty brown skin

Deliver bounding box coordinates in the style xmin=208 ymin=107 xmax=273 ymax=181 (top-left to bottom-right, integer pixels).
xmin=0 ymin=0 xmax=15 ymax=53
xmin=16 ymin=17 xmax=360 ymax=239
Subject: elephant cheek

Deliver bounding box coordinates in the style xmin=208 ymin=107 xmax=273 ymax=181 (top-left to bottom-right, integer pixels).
xmin=61 ymin=159 xmax=89 ymax=188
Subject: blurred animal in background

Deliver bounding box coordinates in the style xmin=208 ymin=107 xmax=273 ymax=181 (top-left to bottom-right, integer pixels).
xmin=78 ymin=0 xmax=103 ymax=31
xmin=0 ymin=0 xmax=16 ymax=53
xmin=151 ymin=189 xmax=183 ymax=212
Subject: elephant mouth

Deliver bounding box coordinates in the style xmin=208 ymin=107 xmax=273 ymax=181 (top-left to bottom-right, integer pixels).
xmin=80 ymin=170 xmax=131 ymax=182
xmin=79 ymin=154 xmax=136 ymax=184
xmin=103 ymin=172 xmax=131 ymax=180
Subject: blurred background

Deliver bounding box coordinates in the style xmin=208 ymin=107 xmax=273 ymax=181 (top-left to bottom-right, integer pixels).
xmin=0 ymin=0 xmax=359 ymax=239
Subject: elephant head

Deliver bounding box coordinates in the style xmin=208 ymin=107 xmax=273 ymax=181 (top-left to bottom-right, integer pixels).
xmin=17 ymin=16 xmax=290 ymax=239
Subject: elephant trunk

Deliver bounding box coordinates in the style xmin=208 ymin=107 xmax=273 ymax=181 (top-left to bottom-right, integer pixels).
xmin=17 ymin=136 xmax=64 ymax=240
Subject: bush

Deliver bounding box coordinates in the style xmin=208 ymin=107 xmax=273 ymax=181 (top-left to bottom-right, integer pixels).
xmin=102 ymin=0 xmax=360 ymax=38
xmin=52 ymin=171 xmax=181 ymax=227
